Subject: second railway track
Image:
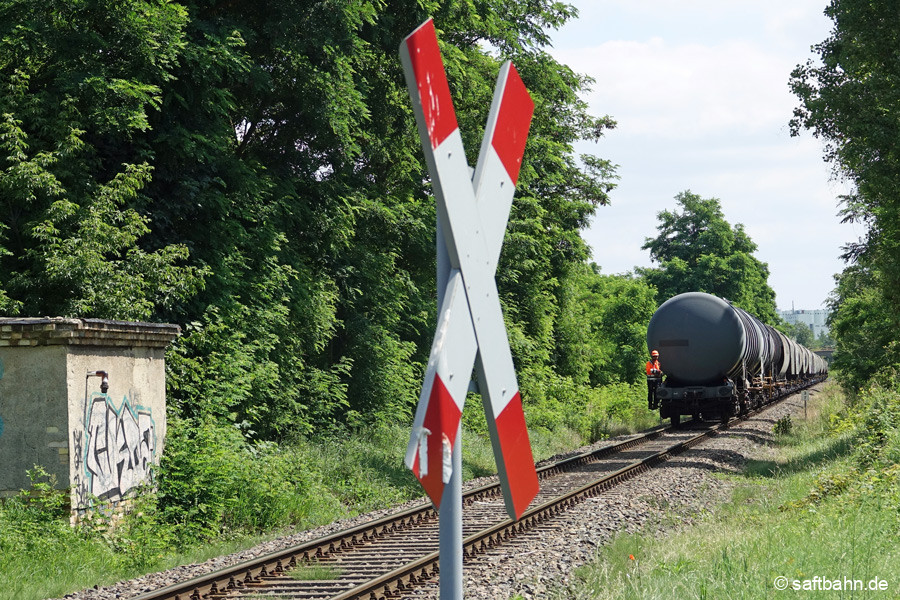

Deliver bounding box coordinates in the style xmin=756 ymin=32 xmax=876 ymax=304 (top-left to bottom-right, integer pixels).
xmin=132 ymin=380 xmax=823 ymax=600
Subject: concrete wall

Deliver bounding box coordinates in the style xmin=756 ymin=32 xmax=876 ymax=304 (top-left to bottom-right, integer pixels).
xmin=0 ymin=344 xmax=69 ymax=494
xmin=0 ymin=318 xmax=179 ymax=511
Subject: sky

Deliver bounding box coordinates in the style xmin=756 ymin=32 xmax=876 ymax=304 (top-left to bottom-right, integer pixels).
xmin=547 ymin=0 xmax=861 ymax=311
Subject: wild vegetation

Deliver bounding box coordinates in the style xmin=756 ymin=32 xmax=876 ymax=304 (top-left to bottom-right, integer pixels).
xmin=567 ymin=1 xmax=900 ymax=595
xmin=0 ymin=0 xmax=626 ymax=441
xmin=568 ymin=380 xmax=900 ymax=599
xmin=1 ymin=0 xmax=877 ymax=597
xmin=790 ymin=0 xmax=900 ymax=389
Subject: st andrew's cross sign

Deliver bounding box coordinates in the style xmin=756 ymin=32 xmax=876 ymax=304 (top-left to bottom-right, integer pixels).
xmin=401 ymin=19 xmax=539 ymax=521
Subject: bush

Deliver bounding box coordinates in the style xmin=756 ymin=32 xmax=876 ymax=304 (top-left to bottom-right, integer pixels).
xmin=783 ymin=376 xmax=900 ymax=511
xmin=0 ymin=467 xmax=72 ymax=552
xmin=853 ymin=373 xmax=900 ymax=469
xmin=155 ymin=416 xmax=425 ymax=545
xmin=773 ymin=415 xmax=793 ymax=436
xmin=497 ymin=366 xmax=656 ymax=445
xmin=156 ymin=416 xmax=340 ymax=543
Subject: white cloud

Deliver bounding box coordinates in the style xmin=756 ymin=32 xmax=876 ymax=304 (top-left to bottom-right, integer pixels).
xmin=558 ymin=37 xmax=796 ymax=139
xmin=549 ymin=1 xmax=849 ymax=309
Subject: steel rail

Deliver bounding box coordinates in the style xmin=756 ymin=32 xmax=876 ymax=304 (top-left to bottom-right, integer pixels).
xmin=280 ymin=378 xmax=825 ymax=600
xmin=132 ymin=378 xmax=824 ymax=600
xmin=325 ymin=424 xmax=720 ymax=600
xmin=129 ymin=424 xmax=672 ymax=600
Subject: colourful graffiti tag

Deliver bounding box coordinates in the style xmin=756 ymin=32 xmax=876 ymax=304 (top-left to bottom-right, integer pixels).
xmin=78 ymin=393 xmax=156 ymax=502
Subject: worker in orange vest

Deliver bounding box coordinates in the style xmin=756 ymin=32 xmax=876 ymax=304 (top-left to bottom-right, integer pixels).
xmin=646 ymin=350 xmax=662 ymax=409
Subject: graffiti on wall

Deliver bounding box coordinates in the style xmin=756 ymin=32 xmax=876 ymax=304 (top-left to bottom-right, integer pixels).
xmin=73 ymin=393 xmax=156 ymax=505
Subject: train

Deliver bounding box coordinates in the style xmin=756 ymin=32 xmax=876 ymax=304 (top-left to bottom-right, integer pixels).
xmin=646 ymin=292 xmax=828 ymax=427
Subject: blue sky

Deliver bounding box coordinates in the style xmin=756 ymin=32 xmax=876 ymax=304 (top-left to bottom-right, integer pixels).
xmin=547 ymin=1 xmax=860 ymax=310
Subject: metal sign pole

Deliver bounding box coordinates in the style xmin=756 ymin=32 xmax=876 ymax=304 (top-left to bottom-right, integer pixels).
xmin=436 ymin=215 xmax=463 ymax=600
xmin=802 ymin=389 xmax=809 ymax=420
xmin=439 ymin=426 xmax=463 ymax=599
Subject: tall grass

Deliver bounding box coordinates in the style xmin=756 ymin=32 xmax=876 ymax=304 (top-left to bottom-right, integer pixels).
xmin=572 ymin=461 xmax=898 ymax=599
xmin=566 ymin=380 xmax=900 ymax=599
xmin=0 ymin=380 xmax=657 ymax=600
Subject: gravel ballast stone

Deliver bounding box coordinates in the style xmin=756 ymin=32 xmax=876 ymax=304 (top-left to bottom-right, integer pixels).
xmin=50 ymin=387 xmax=822 ymax=600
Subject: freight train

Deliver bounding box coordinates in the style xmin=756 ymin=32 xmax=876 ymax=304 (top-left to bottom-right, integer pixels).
xmin=646 ymin=292 xmax=828 ymax=427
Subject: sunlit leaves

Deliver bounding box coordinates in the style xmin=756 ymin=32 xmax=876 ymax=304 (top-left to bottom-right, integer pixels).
xmin=0 ymin=0 xmax=628 ymax=439
xmin=640 ymin=191 xmax=779 ymax=324
xmin=790 ymin=0 xmax=900 ymax=390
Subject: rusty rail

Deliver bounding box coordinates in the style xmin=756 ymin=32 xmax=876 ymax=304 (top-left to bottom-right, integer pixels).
xmin=131 ymin=379 xmax=824 ymax=600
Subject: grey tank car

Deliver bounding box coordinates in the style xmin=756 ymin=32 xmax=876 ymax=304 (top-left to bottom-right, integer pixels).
xmin=646 ymin=292 xmax=828 ymax=427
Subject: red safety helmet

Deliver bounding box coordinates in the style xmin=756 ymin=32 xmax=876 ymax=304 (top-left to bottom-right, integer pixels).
xmin=650 ymin=350 xmax=659 ymax=357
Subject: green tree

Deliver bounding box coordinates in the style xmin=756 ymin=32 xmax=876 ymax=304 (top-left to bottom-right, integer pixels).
xmin=787 ymin=321 xmax=814 ymax=348
xmin=826 ymin=264 xmax=900 ymax=391
xmin=156 ymin=1 xmax=618 ymax=434
xmin=814 ymin=329 xmax=834 ymax=349
xmin=0 ymin=0 xmax=204 ymax=320
xmin=554 ymin=263 xmax=656 ymax=386
xmin=0 ymin=0 xmax=620 ymax=438
xmin=790 ymin=0 xmax=900 ymax=390
xmin=639 ymin=191 xmax=779 ymax=323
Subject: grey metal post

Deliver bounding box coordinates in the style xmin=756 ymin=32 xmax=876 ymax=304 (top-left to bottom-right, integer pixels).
xmin=437 ymin=215 xmax=464 ymax=600
xmin=802 ymin=389 xmax=809 ymax=420
xmin=439 ymin=425 xmax=463 ymax=599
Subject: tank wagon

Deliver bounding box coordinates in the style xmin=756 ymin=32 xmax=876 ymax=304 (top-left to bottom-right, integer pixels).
xmin=646 ymin=292 xmax=828 ymax=427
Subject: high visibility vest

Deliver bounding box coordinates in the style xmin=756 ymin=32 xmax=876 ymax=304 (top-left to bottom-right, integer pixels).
xmin=646 ymin=359 xmax=661 ymax=377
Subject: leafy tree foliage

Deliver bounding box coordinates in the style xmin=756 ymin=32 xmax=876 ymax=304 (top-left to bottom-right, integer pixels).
xmin=554 ymin=263 xmax=656 ymax=387
xmin=639 ymin=191 xmax=779 ymax=323
xmin=0 ymin=0 xmax=205 ymax=320
xmin=825 ymin=264 xmax=900 ymax=391
xmin=814 ymin=329 xmax=834 ymax=350
xmin=790 ymin=0 xmax=900 ymax=277
xmin=0 ymin=0 xmax=631 ymax=439
xmin=786 ymin=321 xmax=814 ymax=348
xmin=790 ymin=0 xmax=900 ymax=390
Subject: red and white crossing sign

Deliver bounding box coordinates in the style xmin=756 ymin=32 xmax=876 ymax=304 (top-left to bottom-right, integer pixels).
xmin=401 ymin=19 xmax=539 ymax=521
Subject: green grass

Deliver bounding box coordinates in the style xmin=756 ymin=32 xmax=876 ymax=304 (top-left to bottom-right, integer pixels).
xmin=288 ymin=561 xmax=342 ymax=580
xmin=0 ymin=382 xmax=659 ymax=600
xmin=0 ymin=422 xmax=595 ymax=600
xmin=563 ymin=381 xmax=900 ymax=599
xmin=569 ymin=473 xmax=899 ymax=600
xmin=0 ymin=494 xmax=282 ymax=600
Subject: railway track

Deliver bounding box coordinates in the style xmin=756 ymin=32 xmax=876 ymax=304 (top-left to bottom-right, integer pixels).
xmin=132 ymin=380 xmax=823 ymax=600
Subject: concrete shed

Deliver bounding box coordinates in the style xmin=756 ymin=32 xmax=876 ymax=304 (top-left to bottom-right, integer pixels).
xmin=0 ymin=318 xmax=179 ymax=511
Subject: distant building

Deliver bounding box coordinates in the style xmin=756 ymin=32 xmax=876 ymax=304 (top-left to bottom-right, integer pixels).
xmin=779 ymin=308 xmax=830 ymax=339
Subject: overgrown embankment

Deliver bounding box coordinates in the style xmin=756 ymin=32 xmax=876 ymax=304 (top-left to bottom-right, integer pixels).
xmin=569 ymin=379 xmax=900 ymax=599
xmin=0 ymin=381 xmax=655 ymax=600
